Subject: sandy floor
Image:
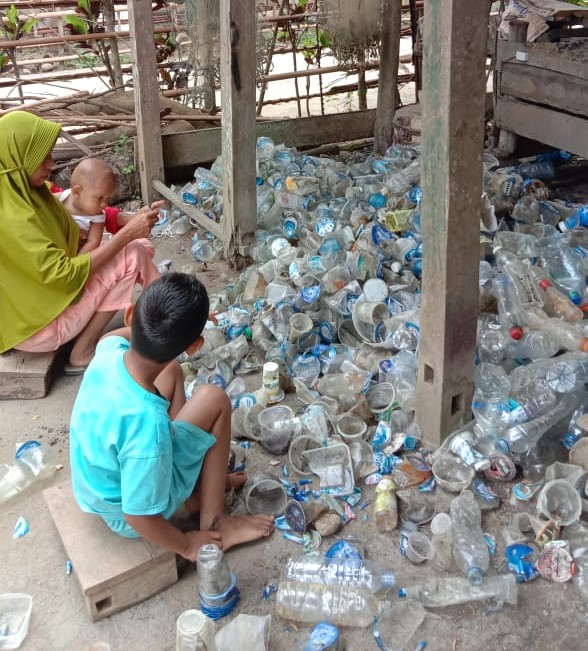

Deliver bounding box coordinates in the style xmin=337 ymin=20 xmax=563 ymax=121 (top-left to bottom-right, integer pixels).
xmin=1 ymin=231 xmax=587 ymax=651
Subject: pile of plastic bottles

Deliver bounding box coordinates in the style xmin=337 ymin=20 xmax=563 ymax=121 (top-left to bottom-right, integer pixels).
xmin=165 ymin=138 xmax=588 ymax=634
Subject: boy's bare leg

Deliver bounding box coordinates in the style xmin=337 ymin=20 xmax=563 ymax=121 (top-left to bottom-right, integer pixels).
xmin=155 ymin=364 xmax=246 ymax=491
xmin=176 ymin=384 xmax=274 ymax=550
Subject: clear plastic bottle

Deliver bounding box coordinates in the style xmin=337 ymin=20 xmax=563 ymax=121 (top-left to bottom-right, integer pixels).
xmin=283 ymin=555 xmax=395 ymax=594
xmin=504 ymin=329 xmax=560 ymax=360
xmin=537 ymin=278 xmax=584 ymax=322
xmin=492 ymin=274 xmax=526 ymax=338
xmin=494 ymin=249 xmax=545 ymax=312
xmin=450 ymin=490 xmax=489 ymax=585
xmin=508 ymin=381 xmax=557 ymax=423
xmin=0 ymin=441 xmax=57 ymax=504
xmin=176 ymin=610 xmax=217 ymax=651
xmin=197 ymin=335 xmax=249 ymax=369
xmin=471 ymin=363 xmax=511 ymax=431
xmin=536 ymin=236 xmax=586 ymax=303
xmin=546 ymin=356 xmax=588 ymax=393
xmin=373 ymin=477 xmax=398 ymax=532
xmin=497 ymin=391 xmax=583 ymax=454
xmin=398 ymin=575 xmax=518 ymax=608
xmin=275 ymin=581 xmax=383 ymax=627
xmin=540 ymin=319 xmax=588 ymax=352
xmin=431 ymin=513 xmax=454 ymax=571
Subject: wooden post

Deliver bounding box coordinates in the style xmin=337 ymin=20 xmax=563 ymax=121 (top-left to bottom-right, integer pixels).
xmin=374 ymin=0 xmax=402 ymax=155
xmin=219 ymin=0 xmax=257 ymax=265
xmin=415 ymin=0 xmax=490 ymax=444
xmin=103 ymin=0 xmax=124 ymax=88
xmin=128 ymin=0 xmax=164 ymax=205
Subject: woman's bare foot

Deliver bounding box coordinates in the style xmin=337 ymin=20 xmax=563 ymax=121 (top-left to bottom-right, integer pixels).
xmin=217 ymin=514 xmax=274 ymax=551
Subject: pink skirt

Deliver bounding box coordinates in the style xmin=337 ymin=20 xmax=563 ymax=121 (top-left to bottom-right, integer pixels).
xmin=16 ymin=239 xmax=160 ymax=353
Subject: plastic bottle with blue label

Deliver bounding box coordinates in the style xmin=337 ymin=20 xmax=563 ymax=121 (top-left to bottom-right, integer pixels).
xmin=558 ymin=205 xmax=588 ymax=233
xmin=563 ymin=401 xmax=588 ymax=450
xmin=449 ymin=490 xmax=489 ymax=585
xmin=536 ymin=237 xmax=586 ymax=303
xmin=497 ymin=391 xmax=583 ymax=455
xmin=508 ymin=381 xmax=557 ymax=424
xmin=517 ymin=160 xmax=555 ymax=181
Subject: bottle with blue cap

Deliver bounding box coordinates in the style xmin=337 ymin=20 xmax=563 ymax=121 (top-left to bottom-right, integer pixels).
xmin=449 ymin=490 xmax=489 ymax=585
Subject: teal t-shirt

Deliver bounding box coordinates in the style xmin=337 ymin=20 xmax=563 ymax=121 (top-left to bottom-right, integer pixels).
xmin=70 ymin=336 xmax=175 ymax=525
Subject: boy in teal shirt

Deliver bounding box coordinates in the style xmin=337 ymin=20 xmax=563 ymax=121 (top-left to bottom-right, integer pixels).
xmin=70 ymin=272 xmax=274 ymax=560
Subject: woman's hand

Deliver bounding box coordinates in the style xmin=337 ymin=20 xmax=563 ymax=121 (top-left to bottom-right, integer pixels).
xmin=122 ymin=200 xmax=167 ymax=241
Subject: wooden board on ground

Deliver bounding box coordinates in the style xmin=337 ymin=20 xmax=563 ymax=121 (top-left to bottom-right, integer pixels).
xmin=0 ymin=349 xmax=59 ymax=399
xmin=44 ymin=481 xmax=178 ymax=621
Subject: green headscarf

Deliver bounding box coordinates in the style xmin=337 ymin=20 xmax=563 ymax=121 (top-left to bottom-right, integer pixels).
xmin=0 ymin=111 xmax=91 ymax=353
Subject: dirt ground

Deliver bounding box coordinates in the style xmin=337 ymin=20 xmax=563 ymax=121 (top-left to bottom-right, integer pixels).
xmin=1 ymin=233 xmax=587 ymax=651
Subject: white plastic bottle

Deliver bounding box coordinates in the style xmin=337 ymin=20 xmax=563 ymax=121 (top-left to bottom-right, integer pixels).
xmin=450 ymin=490 xmax=489 ymax=585
xmin=275 ymin=581 xmax=384 ymax=627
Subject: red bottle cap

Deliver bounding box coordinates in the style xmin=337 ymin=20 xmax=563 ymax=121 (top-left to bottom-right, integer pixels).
xmin=509 ymin=326 xmax=524 ymax=340
xmin=580 ymin=339 xmax=588 ymax=353
xmin=539 ymin=279 xmax=551 ymax=291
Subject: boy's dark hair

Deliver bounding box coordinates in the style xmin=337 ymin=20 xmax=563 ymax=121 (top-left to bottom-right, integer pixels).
xmin=131 ymin=272 xmax=209 ymax=363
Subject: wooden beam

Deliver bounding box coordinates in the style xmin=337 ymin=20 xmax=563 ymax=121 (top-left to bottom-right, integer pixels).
xmin=416 ymin=0 xmax=490 ymax=444
xmin=500 ymin=63 xmax=588 ymax=120
xmin=220 ymin=0 xmax=263 ymax=262
xmin=495 ymin=96 xmax=588 ymax=160
xmin=374 ymin=0 xmax=401 ymax=155
xmin=162 ymin=110 xmax=376 ymax=169
xmin=128 ymin=0 xmax=164 ymax=205
xmin=152 ymin=179 xmax=225 ymax=242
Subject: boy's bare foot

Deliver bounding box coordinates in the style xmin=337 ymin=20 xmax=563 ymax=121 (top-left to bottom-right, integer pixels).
xmin=185 ymin=472 xmax=248 ymax=514
xmin=217 ymin=514 xmax=274 ymax=551
xmin=182 ymin=530 xmax=222 ymax=562
xmin=226 ymin=471 xmax=247 ymax=490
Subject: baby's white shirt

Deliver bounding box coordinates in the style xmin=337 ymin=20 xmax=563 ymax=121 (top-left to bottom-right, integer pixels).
xmin=59 ymin=189 xmax=105 ymax=238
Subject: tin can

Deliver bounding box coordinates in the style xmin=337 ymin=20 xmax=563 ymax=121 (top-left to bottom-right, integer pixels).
xmin=537 ymin=540 xmax=575 ymax=582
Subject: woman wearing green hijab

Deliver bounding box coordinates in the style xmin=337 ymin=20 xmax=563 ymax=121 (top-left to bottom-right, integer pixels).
xmin=0 ymin=111 xmax=163 ymax=373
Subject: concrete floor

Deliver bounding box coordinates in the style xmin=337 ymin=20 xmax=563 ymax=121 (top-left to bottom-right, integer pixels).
xmin=1 ymin=235 xmax=586 ymax=651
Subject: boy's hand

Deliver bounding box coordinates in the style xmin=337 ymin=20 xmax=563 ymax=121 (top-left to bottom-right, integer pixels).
xmin=180 ymin=530 xmax=222 ymax=562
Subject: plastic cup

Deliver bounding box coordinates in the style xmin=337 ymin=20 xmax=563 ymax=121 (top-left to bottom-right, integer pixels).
xmin=0 ymin=593 xmax=33 ymax=650
xmin=354 ymin=301 xmax=389 ymax=325
xmin=288 ymin=313 xmax=314 ymax=343
xmin=537 ymin=479 xmax=582 ymax=526
xmin=176 ymin=609 xmax=216 ymax=651
xmin=405 ymin=531 xmax=435 ymax=564
xmin=366 ymin=382 xmax=397 ymax=421
xmin=243 ymin=473 xmax=288 ymax=516
xmin=288 ymin=434 xmax=322 ymax=475
xmin=430 ymin=512 xmax=452 ymax=537
xmin=335 ymin=413 xmax=368 ymax=442
xmin=258 ymin=405 xmax=296 ymax=455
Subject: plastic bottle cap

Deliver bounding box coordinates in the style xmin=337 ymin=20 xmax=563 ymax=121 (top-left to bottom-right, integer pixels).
xmin=495 ymin=438 xmax=509 ymax=454
xmin=569 ymin=291 xmax=582 ymax=305
xmin=539 ymin=279 xmax=551 ymax=291
xmin=468 ymin=566 xmax=483 ymax=585
xmin=509 ymin=326 xmax=524 ymax=341
xmin=397 ymin=588 xmax=407 ymax=598
xmin=581 ymin=339 xmax=588 ymax=353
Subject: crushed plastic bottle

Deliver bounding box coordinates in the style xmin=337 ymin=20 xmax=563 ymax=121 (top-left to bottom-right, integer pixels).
xmin=450 ymin=490 xmax=489 ymax=585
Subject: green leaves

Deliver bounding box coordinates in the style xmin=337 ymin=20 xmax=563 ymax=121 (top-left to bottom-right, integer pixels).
xmin=21 ymin=17 xmax=37 ymax=35
xmin=62 ymin=14 xmax=89 ymax=33
xmin=5 ymin=4 xmax=18 ymax=30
